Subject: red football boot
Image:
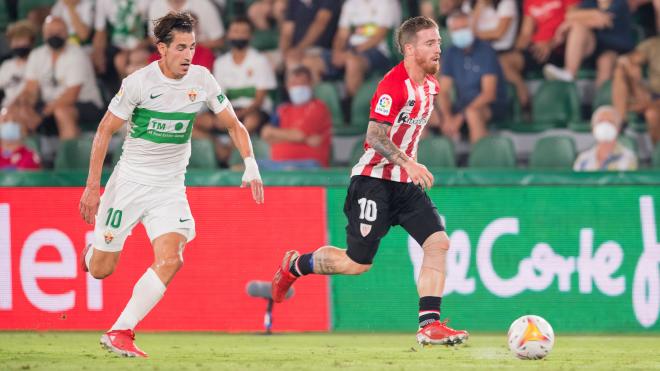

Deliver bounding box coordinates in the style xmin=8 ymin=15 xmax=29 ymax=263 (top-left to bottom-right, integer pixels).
xmin=416 ymin=319 xmax=469 ymax=346
xmin=80 ymin=244 xmax=90 ymax=272
xmin=100 ymin=329 xmax=148 ymax=358
xmin=271 ymin=250 xmax=299 ymax=303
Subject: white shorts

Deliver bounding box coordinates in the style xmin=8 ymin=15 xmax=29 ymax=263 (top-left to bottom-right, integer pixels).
xmin=93 ymin=172 xmax=196 ymax=252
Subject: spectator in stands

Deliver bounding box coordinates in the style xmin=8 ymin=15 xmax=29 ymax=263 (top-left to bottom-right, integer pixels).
xmin=312 ymin=0 xmax=400 ymax=98
xmin=574 ymin=105 xmax=637 ymax=171
xmin=0 ymin=21 xmax=37 ymax=109
xmin=280 ymin=0 xmax=343 ymax=77
xmin=148 ymin=0 xmax=225 ymax=50
xmin=438 ymin=11 xmax=508 ymax=144
xmin=213 ymin=17 xmax=277 ymax=133
xmin=260 ymin=65 xmax=332 ymax=168
xmin=0 ymin=111 xmax=41 ymax=170
xmin=247 ymin=0 xmax=288 ymax=31
xmin=507 ymin=0 xmax=579 ymax=108
xmin=612 ymin=35 xmax=660 ymax=144
xmin=50 ymin=0 xmax=94 ymax=44
xmin=462 ymin=0 xmax=526 ymax=109
xmin=148 ymin=13 xmax=215 ymax=72
xmin=11 ymin=16 xmax=103 ymax=140
xmin=92 ymin=0 xmax=149 ymax=80
xmin=543 ymin=0 xmax=635 ymax=87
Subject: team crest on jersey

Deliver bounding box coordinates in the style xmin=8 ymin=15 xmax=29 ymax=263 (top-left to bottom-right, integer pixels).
xmin=188 ymin=89 xmax=197 ymax=102
xmin=375 ymin=94 xmax=392 ymax=116
xmin=103 ymin=230 xmax=114 ymax=244
xmin=360 ymin=223 xmax=372 ymax=237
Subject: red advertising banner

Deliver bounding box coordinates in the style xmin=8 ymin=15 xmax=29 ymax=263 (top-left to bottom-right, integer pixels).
xmin=0 ymin=187 xmax=329 ymax=331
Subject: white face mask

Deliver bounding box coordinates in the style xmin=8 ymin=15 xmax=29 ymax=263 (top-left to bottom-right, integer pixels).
xmin=0 ymin=121 xmax=21 ymax=142
xmin=288 ymin=86 xmax=313 ymax=105
xmin=593 ymin=121 xmax=618 ymax=143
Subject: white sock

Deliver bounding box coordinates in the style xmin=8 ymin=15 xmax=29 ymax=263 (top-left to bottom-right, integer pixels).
xmin=110 ymin=268 xmax=166 ymax=331
xmin=84 ymin=245 xmax=94 ymax=269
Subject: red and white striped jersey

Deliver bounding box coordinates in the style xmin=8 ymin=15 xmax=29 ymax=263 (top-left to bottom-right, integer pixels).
xmin=351 ymin=62 xmax=439 ymax=182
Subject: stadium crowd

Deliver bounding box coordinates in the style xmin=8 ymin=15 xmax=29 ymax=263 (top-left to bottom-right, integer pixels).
xmin=0 ymin=0 xmax=659 ymax=171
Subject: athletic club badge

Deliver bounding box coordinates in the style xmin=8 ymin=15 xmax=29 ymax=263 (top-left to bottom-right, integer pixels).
xmin=104 ymin=230 xmax=114 ymax=244
xmin=360 ymin=223 xmax=372 ymax=237
xmin=188 ymin=89 xmax=197 ymax=102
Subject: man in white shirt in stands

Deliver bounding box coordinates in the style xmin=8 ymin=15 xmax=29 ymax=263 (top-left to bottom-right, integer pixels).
xmin=11 ymin=16 xmax=103 ymax=139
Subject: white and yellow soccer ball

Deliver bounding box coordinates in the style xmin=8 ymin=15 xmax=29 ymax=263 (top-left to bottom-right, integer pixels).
xmin=507 ymin=315 xmax=554 ymax=360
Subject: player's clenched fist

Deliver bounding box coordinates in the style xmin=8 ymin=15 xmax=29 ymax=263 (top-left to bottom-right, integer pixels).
xmin=79 ymin=185 xmax=100 ymax=224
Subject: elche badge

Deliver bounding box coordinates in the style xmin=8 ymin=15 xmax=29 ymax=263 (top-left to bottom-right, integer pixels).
xmin=188 ymin=89 xmax=197 ymax=102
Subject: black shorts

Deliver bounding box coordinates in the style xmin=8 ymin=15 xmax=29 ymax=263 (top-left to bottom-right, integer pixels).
xmin=343 ymin=175 xmax=445 ymax=265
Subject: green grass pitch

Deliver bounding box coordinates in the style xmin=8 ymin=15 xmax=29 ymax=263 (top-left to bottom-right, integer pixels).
xmin=1 ymin=332 xmax=659 ymax=370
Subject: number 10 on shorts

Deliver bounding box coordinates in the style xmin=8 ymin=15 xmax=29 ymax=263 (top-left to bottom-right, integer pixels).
xmin=105 ymin=208 xmax=123 ymax=228
xmin=358 ymin=198 xmax=377 ymax=222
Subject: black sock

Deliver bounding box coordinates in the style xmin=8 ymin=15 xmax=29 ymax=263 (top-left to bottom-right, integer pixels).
xmin=289 ymin=253 xmax=314 ymax=277
xmin=418 ymin=296 xmax=441 ymax=328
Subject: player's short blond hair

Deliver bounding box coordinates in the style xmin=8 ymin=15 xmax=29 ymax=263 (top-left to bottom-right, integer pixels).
xmin=395 ymin=16 xmax=439 ymax=55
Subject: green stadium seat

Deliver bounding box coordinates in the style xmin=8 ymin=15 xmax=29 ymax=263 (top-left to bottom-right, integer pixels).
xmin=529 ymin=136 xmax=577 ymax=169
xmin=349 ymin=139 xmax=366 ymax=166
xmin=229 ymin=136 xmax=270 ymax=167
xmin=653 ymin=145 xmax=660 ymax=168
xmin=493 ymin=83 xmax=522 ymax=130
xmin=618 ymin=136 xmax=638 ymax=155
xmin=416 ymin=136 xmax=456 ymax=168
xmin=346 ymin=77 xmax=380 ymax=136
xmin=593 ymin=79 xmax=612 ymax=109
xmin=251 ymin=28 xmax=279 ymax=51
xmin=54 ymin=138 xmax=92 ymax=170
xmin=531 ymin=81 xmax=581 ymax=129
xmin=468 ymin=136 xmax=516 ymax=168
xmin=314 ymin=82 xmax=344 ymax=127
xmin=189 ymin=138 xmax=217 ymax=169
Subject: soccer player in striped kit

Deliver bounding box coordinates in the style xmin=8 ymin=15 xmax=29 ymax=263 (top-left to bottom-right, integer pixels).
xmin=272 ymin=16 xmax=468 ymax=345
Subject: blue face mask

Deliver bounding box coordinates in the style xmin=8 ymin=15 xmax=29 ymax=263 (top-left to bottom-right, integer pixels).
xmin=451 ymin=28 xmax=474 ymax=49
xmin=0 ymin=122 xmax=21 ymax=141
xmin=288 ymin=86 xmax=313 ymax=105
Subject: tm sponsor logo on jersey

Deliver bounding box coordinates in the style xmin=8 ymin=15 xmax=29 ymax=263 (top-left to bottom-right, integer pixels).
xmin=397 ymin=112 xmax=427 ymax=126
xmin=374 ymin=94 xmax=392 ymax=116
xmin=146 ymin=119 xmax=190 ymax=137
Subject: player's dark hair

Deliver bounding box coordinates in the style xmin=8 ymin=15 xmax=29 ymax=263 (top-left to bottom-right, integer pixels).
xmin=153 ymin=11 xmax=196 ymax=46
xmin=288 ymin=65 xmax=312 ymax=81
xmin=230 ymin=16 xmax=255 ymax=32
xmin=395 ymin=16 xmax=439 ymax=55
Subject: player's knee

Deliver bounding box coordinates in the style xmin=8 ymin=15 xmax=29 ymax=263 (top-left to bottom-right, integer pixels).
xmin=89 ymin=264 xmax=115 ymax=279
xmin=159 ymin=255 xmax=184 ymax=273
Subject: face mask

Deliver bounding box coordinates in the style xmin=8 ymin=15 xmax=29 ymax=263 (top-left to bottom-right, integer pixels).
xmin=593 ymin=121 xmax=618 ymax=143
xmin=0 ymin=122 xmax=22 ymax=141
xmin=11 ymin=47 xmax=31 ymax=58
xmin=230 ymin=39 xmax=250 ymax=50
xmin=451 ymin=28 xmax=474 ymax=49
xmin=288 ymin=86 xmax=313 ymax=105
xmin=46 ymin=36 xmax=66 ymax=50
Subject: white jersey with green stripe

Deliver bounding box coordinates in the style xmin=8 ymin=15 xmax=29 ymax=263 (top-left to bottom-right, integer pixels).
xmin=108 ymin=61 xmax=229 ymax=186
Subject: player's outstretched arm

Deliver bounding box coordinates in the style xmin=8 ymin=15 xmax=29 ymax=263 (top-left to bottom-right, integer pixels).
xmin=79 ymin=111 xmax=125 ymax=224
xmin=365 ymin=121 xmax=434 ymax=189
xmin=216 ymin=105 xmax=264 ymax=204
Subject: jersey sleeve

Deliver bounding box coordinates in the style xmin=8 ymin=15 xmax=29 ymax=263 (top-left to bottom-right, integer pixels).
xmin=204 ymin=69 xmax=230 ymax=114
xmin=369 ymin=78 xmax=404 ymax=125
xmin=108 ymin=74 xmax=141 ymax=120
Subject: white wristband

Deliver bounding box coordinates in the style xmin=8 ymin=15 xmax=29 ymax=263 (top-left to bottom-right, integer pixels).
xmin=242 ymin=156 xmax=261 ymax=183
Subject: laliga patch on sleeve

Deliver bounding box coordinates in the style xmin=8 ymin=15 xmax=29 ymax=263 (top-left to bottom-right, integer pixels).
xmin=374 ymin=94 xmax=392 ymax=116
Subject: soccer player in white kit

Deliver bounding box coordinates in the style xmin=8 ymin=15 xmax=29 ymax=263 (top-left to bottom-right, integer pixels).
xmin=78 ymin=12 xmax=264 ymax=357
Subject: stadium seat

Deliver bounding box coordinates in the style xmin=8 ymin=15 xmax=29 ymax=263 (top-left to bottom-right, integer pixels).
xmin=54 ymin=138 xmax=92 ymax=170
xmin=653 ymin=144 xmax=660 ymax=168
xmin=189 ymin=138 xmax=217 ymax=169
xmin=229 ymin=136 xmax=270 ymax=167
xmin=493 ymin=83 xmax=522 ymax=130
xmin=529 ymin=136 xmax=577 ymax=169
xmin=314 ymin=82 xmax=344 ymax=127
xmin=468 ymin=136 xmax=516 ymax=168
xmin=251 ymin=29 xmax=279 ymax=51
xmin=347 ymin=77 xmax=380 ymax=135
xmin=532 ymin=81 xmax=581 ymax=129
xmin=416 ymin=136 xmax=456 ymax=168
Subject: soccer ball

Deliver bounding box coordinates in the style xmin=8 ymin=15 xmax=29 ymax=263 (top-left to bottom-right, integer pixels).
xmin=507 ymin=315 xmax=554 ymax=360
